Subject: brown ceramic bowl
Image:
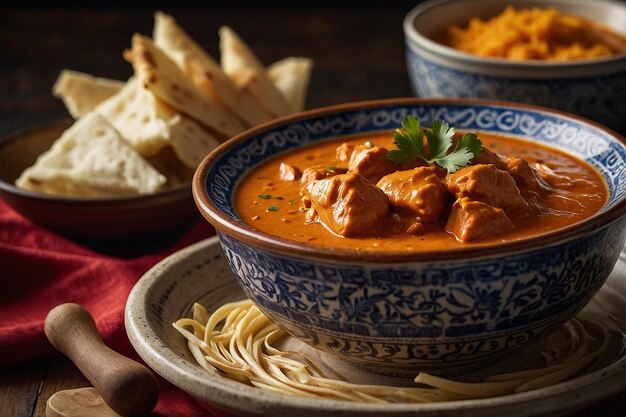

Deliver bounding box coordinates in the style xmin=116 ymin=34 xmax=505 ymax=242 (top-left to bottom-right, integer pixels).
xmin=0 ymin=118 xmax=199 ymax=251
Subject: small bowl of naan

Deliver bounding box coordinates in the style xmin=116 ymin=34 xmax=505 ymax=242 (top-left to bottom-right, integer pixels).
xmin=0 ymin=12 xmax=312 ymax=248
xmin=403 ymin=0 xmax=626 ymax=134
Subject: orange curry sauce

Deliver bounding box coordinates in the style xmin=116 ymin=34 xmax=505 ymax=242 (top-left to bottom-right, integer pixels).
xmin=234 ymin=132 xmax=607 ymax=252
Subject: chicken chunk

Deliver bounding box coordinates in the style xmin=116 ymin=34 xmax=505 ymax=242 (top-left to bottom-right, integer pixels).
xmin=377 ymin=167 xmax=446 ymax=223
xmin=279 ymin=162 xmax=302 ymax=181
xmin=471 ymin=146 xmax=507 ymax=170
xmin=300 ymin=164 xmax=347 ymax=187
xmin=446 ymin=164 xmax=529 ymax=215
xmin=302 ymin=173 xmax=389 ymax=237
xmin=504 ymin=156 xmax=551 ymax=197
xmin=335 ymin=142 xmax=354 ymax=165
xmin=446 ymin=197 xmax=514 ymax=242
xmin=348 ymin=145 xmax=400 ymax=184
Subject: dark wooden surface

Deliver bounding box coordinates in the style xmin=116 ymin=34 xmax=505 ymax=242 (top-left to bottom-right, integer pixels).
xmin=1 ymin=2 xmax=625 ymax=416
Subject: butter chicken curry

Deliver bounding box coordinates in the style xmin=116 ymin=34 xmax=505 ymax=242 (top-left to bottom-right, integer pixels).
xmin=235 ymin=117 xmax=606 ymax=252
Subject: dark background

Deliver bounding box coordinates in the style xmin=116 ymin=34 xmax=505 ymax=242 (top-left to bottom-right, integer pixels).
xmin=0 ymin=0 xmax=420 ymax=137
xmin=1 ymin=2 xmax=625 ymax=416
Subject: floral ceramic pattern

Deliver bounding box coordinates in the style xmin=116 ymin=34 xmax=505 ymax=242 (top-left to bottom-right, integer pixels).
xmin=206 ymin=104 xmax=626 ymax=224
xmin=203 ymin=101 xmax=626 ymax=368
xmin=405 ymin=48 xmax=626 ymax=134
xmin=218 ymin=218 xmax=626 ymax=366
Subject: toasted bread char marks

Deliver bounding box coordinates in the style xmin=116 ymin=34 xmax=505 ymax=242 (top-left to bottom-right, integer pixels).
xmin=153 ymin=12 xmax=273 ymax=127
xmin=219 ymin=26 xmax=293 ymax=117
xmin=129 ymin=33 xmax=246 ymax=138
xmin=15 ymin=112 xmax=166 ymax=196
xmin=95 ymin=77 xmax=173 ymax=157
xmin=166 ymin=115 xmax=222 ymax=169
xmin=21 ymin=12 xmax=315 ymax=199
xmin=52 ymin=70 xmax=124 ymax=118
xmin=94 ymin=77 xmax=219 ymax=168
xmin=267 ymin=57 xmax=314 ymax=112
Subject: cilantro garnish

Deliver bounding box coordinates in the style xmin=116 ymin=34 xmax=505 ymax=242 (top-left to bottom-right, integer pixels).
xmin=258 ymin=194 xmax=271 ymax=199
xmin=326 ymin=166 xmax=336 ymax=173
xmin=387 ymin=115 xmax=482 ymax=173
xmin=266 ymin=205 xmax=280 ymax=212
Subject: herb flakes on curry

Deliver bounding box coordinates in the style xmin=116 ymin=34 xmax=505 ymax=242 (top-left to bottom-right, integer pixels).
xmin=235 ymin=116 xmax=607 ymax=252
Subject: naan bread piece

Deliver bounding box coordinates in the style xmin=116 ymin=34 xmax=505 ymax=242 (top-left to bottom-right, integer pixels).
xmin=128 ymin=33 xmax=246 ymax=139
xmin=167 ymin=115 xmax=221 ymax=169
xmin=153 ymin=12 xmax=273 ymax=127
xmin=96 ymin=77 xmax=174 ymax=157
xmin=267 ymin=57 xmax=313 ymax=112
xmin=15 ymin=112 xmax=166 ymax=197
xmin=52 ymin=69 xmax=124 ymax=118
xmin=219 ymin=26 xmax=293 ymax=118
xmin=145 ymin=146 xmax=195 ymax=187
xmin=96 ymin=77 xmax=220 ymax=168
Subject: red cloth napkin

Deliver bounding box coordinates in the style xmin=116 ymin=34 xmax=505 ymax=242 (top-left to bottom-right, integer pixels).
xmin=0 ymin=198 xmax=231 ymax=417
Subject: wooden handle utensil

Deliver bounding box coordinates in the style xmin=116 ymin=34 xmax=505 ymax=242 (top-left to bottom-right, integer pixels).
xmin=46 ymin=387 xmax=122 ymax=417
xmin=44 ymin=303 xmax=159 ymax=416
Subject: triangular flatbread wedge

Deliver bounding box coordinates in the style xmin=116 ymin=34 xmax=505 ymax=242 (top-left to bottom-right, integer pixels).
xmin=128 ymin=33 xmax=246 ymax=138
xmin=96 ymin=77 xmax=220 ymax=168
xmin=96 ymin=77 xmax=176 ymax=157
xmin=15 ymin=112 xmax=166 ymax=197
xmin=267 ymin=57 xmax=313 ymax=112
xmin=166 ymin=114 xmax=221 ymax=169
xmin=219 ymin=26 xmax=293 ymax=118
xmin=52 ymin=70 xmax=124 ymax=118
xmin=145 ymin=146 xmax=194 ymax=188
xmin=153 ymin=12 xmax=273 ymax=127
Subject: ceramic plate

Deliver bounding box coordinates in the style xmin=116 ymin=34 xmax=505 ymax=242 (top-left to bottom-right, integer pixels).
xmin=125 ymin=236 xmax=626 ymax=417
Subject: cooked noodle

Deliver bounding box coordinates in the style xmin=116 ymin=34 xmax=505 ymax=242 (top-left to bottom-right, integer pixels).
xmin=173 ymin=300 xmax=613 ymax=403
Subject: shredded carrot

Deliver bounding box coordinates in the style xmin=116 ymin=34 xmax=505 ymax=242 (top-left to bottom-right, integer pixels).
xmin=437 ymin=6 xmax=626 ymax=61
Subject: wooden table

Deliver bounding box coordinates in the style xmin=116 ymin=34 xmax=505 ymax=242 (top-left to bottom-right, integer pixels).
xmin=1 ymin=2 xmax=624 ymax=416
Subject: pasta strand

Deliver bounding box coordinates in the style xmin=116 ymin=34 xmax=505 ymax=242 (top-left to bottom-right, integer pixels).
xmin=173 ymin=300 xmax=615 ymax=404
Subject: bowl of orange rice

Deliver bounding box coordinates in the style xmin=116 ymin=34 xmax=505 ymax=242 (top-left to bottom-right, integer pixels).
xmin=403 ymin=0 xmax=626 ymax=134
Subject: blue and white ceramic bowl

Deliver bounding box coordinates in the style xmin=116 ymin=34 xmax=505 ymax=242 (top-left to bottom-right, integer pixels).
xmin=403 ymin=0 xmax=626 ymax=135
xmin=193 ymin=98 xmax=626 ymax=374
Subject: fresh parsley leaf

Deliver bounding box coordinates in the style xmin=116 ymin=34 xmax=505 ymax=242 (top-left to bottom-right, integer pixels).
xmin=402 ymin=114 xmax=421 ymax=141
xmin=457 ymin=132 xmax=483 ymax=156
xmin=431 ymin=131 xmax=483 ymax=173
xmin=432 ymin=147 xmax=473 ymax=173
xmin=258 ymin=194 xmax=271 ymax=199
xmin=387 ymin=118 xmax=424 ymax=164
xmin=386 ymin=115 xmax=482 ymax=173
xmin=424 ymin=119 xmax=454 ymax=159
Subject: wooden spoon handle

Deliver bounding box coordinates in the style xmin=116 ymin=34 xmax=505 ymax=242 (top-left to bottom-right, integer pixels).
xmin=45 ymin=303 xmax=159 ymax=416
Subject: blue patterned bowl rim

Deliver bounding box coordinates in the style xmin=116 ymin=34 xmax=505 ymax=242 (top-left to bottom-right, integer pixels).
xmin=403 ymin=0 xmax=626 ymax=74
xmin=193 ymin=98 xmax=626 ymax=263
